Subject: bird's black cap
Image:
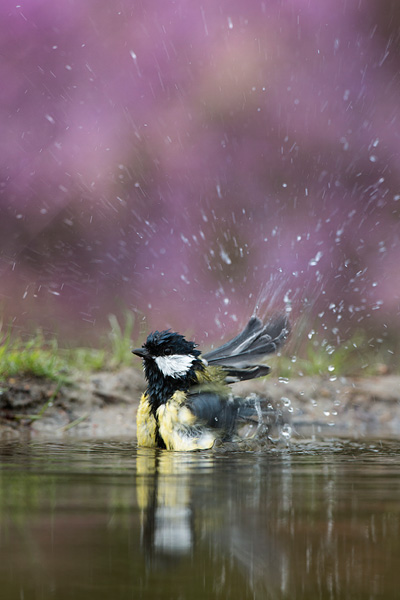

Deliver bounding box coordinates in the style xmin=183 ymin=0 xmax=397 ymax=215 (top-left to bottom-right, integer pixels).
xmin=134 ymin=330 xmax=201 ymax=358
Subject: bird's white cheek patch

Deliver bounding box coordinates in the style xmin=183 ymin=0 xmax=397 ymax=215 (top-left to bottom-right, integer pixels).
xmin=154 ymin=354 xmax=195 ymax=378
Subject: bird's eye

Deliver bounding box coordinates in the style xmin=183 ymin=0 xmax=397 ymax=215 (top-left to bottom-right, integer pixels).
xmin=164 ymin=348 xmax=172 ymax=356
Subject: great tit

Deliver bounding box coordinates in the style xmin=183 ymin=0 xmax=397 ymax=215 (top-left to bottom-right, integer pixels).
xmin=132 ymin=315 xmax=289 ymax=451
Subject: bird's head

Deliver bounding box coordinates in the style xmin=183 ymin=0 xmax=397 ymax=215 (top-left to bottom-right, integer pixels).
xmin=132 ymin=330 xmax=204 ymax=394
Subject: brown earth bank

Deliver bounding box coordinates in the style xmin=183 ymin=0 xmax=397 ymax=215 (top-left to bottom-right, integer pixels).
xmin=0 ymin=369 xmax=399 ymax=442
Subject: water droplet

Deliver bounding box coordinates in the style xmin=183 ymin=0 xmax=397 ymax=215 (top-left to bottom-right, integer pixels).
xmin=280 ymin=424 xmax=292 ymax=439
xmin=219 ymin=247 xmax=232 ymax=265
xmin=309 ymin=251 xmax=323 ymax=267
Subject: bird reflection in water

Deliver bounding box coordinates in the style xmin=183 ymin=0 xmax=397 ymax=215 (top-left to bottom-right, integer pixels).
xmin=137 ymin=450 xmax=194 ymax=561
xmin=135 ymin=448 xmax=284 ymax=598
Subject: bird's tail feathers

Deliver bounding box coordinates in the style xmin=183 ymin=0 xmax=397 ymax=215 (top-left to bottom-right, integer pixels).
xmin=203 ymin=315 xmax=289 ymax=371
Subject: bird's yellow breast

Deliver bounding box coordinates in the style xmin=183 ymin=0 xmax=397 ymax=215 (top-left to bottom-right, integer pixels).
xmin=136 ymin=391 xmax=217 ymax=451
xmin=136 ymin=393 xmax=158 ymax=448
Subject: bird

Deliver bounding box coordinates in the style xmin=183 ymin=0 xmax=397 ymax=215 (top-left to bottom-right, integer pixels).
xmin=132 ymin=315 xmax=289 ymax=451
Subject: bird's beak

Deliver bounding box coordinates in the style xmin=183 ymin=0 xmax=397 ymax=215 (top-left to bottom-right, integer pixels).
xmin=132 ymin=347 xmax=150 ymax=359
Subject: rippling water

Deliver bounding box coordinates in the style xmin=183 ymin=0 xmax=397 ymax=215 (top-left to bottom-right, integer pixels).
xmin=0 ymin=438 xmax=399 ymax=599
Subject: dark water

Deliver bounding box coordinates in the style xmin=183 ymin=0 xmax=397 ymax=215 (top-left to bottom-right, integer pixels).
xmin=1 ymin=438 xmax=400 ymax=600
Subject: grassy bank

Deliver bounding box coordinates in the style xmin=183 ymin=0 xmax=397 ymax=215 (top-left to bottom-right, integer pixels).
xmin=0 ymin=313 xmax=397 ymax=383
xmin=0 ymin=314 xmax=136 ymax=382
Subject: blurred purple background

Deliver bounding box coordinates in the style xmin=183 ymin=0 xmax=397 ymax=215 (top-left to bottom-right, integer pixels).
xmin=1 ymin=0 xmax=399 ymax=351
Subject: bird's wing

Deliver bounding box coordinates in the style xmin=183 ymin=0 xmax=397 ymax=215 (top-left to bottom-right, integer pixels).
xmin=185 ymin=390 xmax=239 ymax=434
xmin=185 ymin=389 xmax=261 ymax=436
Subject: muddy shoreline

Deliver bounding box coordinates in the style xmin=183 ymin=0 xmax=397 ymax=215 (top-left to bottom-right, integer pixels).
xmin=1 ymin=369 xmax=399 ymax=442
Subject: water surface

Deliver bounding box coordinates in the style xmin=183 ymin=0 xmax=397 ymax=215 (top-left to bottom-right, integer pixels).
xmin=0 ymin=438 xmax=399 ymax=599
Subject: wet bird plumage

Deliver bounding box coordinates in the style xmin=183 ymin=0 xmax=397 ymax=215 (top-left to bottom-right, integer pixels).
xmin=132 ymin=315 xmax=289 ymax=451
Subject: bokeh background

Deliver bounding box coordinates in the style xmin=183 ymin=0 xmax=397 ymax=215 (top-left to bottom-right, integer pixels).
xmin=1 ymin=0 xmax=399 ymax=354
